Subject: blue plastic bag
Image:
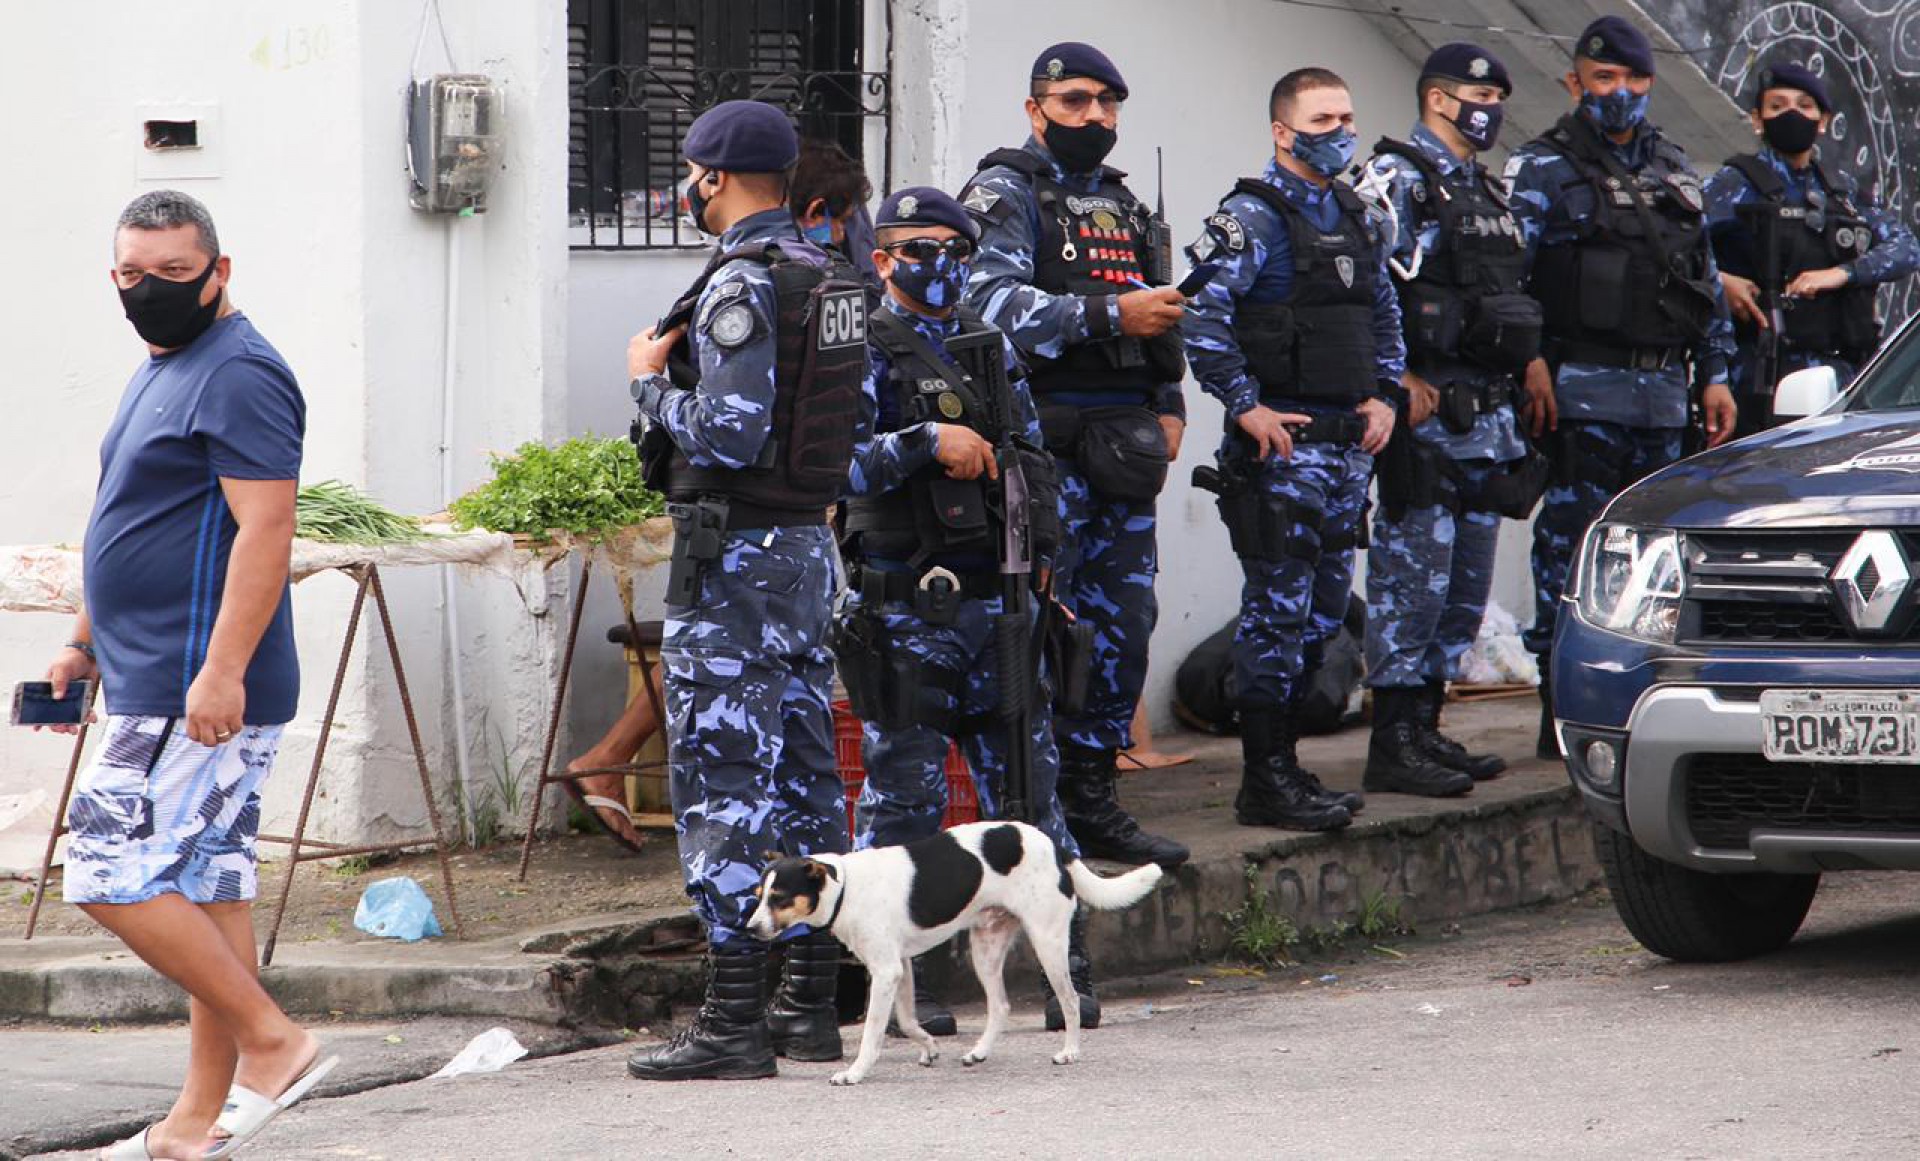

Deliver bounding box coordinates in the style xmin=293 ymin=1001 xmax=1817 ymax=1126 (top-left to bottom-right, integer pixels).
xmin=353 ymin=876 xmax=444 ymax=942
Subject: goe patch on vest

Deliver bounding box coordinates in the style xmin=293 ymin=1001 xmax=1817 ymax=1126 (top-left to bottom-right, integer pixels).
xmin=817 ymin=289 xmax=868 ymax=350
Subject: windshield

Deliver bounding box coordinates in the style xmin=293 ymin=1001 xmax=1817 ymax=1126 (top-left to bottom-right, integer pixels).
xmin=1847 ymin=313 xmax=1920 ymax=411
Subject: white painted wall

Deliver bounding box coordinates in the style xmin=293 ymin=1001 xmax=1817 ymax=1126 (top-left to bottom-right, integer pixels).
xmin=0 ymin=0 xmax=570 ymax=871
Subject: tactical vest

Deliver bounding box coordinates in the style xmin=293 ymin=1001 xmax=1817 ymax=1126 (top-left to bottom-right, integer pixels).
xmin=966 ymin=148 xmax=1183 ymax=396
xmin=1372 ymin=138 xmax=1541 ymax=375
xmin=646 ymin=240 xmax=869 ymax=524
xmin=1529 ymin=114 xmax=1718 ymax=359
xmin=1718 ymin=152 xmax=1879 ymax=361
xmin=844 ymin=308 xmax=1060 ymax=564
xmin=1228 ymin=177 xmax=1380 ymax=405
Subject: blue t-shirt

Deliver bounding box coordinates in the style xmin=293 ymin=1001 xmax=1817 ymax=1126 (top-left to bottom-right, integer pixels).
xmin=83 ymin=313 xmax=305 ymax=724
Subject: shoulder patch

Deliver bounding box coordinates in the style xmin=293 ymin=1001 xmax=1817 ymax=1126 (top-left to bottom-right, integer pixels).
xmin=1205 ymin=211 xmax=1247 ymax=254
xmin=963 ymin=184 xmax=1001 ymax=214
xmin=705 ymin=302 xmax=757 ymax=349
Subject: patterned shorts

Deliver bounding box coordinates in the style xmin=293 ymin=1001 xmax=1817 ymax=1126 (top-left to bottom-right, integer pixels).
xmin=63 ymin=715 xmax=283 ymax=906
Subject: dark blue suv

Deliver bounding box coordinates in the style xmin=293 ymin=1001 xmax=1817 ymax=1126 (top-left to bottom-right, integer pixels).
xmin=1553 ymin=336 xmax=1920 ymax=961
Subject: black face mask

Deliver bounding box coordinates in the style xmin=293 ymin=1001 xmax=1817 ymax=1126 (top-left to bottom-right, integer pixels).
xmin=1041 ymin=114 xmax=1117 ymax=173
xmin=684 ymin=172 xmax=716 ymax=235
xmin=119 ymin=258 xmax=221 ymax=350
xmin=1762 ymin=108 xmax=1821 ymax=155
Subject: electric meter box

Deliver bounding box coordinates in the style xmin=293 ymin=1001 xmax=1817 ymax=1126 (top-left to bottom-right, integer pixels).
xmin=407 ymin=74 xmax=502 ymax=213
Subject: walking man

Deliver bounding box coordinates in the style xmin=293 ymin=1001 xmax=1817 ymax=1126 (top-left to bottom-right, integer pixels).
xmin=62 ymin=189 xmax=333 ymax=1159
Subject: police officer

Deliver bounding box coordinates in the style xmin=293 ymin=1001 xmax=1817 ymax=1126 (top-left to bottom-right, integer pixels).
xmin=1184 ymin=67 xmax=1400 ymax=831
xmin=1706 ymin=61 xmax=1919 ymax=435
xmin=1505 ymin=17 xmax=1738 ymax=756
xmin=960 ymin=43 xmax=1190 ymax=876
xmin=623 ymin=101 xmax=870 ymax=1082
xmin=1353 ymin=44 xmax=1548 ymax=797
xmin=840 ymin=186 xmax=1080 ymax=1036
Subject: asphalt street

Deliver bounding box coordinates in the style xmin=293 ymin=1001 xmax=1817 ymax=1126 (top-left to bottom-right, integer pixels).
xmin=25 ymin=872 xmax=1920 ymax=1160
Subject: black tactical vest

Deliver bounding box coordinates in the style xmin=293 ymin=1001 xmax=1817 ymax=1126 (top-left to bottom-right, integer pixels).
xmin=1529 ymin=114 xmax=1718 ymax=357
xmin=966 ymin=148 xmax=1183 ymax=396
xmin=1717 ymin=152 xmax=1879 ymax=361
xmin=648 ymin=240 xmax=870 ymax=524
xmin=844 ymin=308 xmax=1060 ymax=564
xmin=1228 ymin=177 xmax=1380 ymax=405
xmin=1372 ymin=138 xmax=1541 ymax=375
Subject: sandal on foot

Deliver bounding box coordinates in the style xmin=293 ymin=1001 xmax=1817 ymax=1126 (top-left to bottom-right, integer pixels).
xmin=562 ymin=776 xmax=647 ymax=854
xmin=204 ymin=1054 xmax=340 ymax=1159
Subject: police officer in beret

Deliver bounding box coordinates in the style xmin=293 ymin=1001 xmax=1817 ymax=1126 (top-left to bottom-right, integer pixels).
xmin=1184 ymin=66 xmax=1401 ymax=832
xmin=1504 ymin=16 xmax=1738 ymax=756
xmin=1705 ymin=61 xmax=1919 ymax=435
xmin=960 ymin=39 xmax=1190 ymax=1033
xmin=624 ymin=100 xmax=871 ymax=1081
xmin=1351 ymin=43 xmax=1545 ymax=797
xmin=838 ymin=186 xmax=1074 ymax=1036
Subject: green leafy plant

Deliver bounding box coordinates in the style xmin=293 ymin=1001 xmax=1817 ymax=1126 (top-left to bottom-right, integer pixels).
xmin=332 ymin=855 xmax=372 ymax=877
xmin=448 ymin=436 xmax=664 ymax=540
xmin=1355 ymin=889 xmax=1412 ymax=942
xmin=296 ymin=480 xmax=424 ymax=544
xmin=1222 ymin=864 xmax=1298 ymax=966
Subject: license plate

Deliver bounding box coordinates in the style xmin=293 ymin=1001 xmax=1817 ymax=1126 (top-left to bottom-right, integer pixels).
xmin=1759 ymin=690 xmax=1920 ymax=764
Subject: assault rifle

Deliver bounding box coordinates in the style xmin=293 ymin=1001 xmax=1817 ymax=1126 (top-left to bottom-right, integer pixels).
xmin=1737 ymin=200 xmax=1786 ymax=431
xmin=949 ymin=326 xmax=1036 ymax=823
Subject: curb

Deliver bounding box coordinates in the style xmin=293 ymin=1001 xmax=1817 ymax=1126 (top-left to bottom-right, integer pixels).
xmin=0 ymin=782 xmax=1599 ymax=1029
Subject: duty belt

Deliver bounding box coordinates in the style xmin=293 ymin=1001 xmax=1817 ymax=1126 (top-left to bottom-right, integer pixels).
xmin=1551 ymin=340 xmax=1685 ymax=373
xmin=667 ymin=494 xmax=828 ymax=531
xmin=849 ymin=564 xmax=1001 ymax=605
xmin=1286 ymin=412 xmax=1369 ymax=445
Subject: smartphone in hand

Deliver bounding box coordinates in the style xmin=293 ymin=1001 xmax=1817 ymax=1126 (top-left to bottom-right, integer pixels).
xmin=12 ymin=680 xmax=90 ymax=727
xmin=1177 ymin=263 xmax=1222 ymax=297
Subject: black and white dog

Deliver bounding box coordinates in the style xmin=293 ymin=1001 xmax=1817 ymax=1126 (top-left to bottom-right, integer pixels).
xmin=746 ymin=820 xmax=1164 ymax=1085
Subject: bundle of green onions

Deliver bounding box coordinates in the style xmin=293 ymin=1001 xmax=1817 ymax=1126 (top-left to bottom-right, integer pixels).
xmin=294 ymin=480 xmax=425 ymax=544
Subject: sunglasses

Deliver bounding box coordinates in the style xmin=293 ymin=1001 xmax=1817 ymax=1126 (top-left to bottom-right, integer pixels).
xmin=1041 ymin=90 xmax=1125 ymax=115
xmin=883 ymin=237 xmax=977 ymax=262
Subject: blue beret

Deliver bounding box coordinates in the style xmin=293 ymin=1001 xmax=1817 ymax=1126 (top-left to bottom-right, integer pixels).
xmin=1419 ymin=42 xmax=1512 ymax=97
xmin=875 ymin=186 xmax=980 ymax=242
xmin=1753 ymin=61 xmax=1832 ymax=113
xmin=683 ymin=100 xmax=798 ymax=174
xmin=1031 ymin=42 xmax=1128 ymax=98
xmin=1574 ymin=16 xmax=1656 ymax=78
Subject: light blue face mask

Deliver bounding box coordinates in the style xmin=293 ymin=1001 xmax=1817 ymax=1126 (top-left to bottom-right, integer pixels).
xmin=1582 ymin=88 xmax=1649 ymax=135
xmin=801 ymin=220 xmax=836 ymax=246
xmin=1290 ymin=125 xmax=1358 ymax=178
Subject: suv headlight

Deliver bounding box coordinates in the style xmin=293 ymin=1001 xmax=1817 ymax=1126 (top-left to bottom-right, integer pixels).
xmin=1577 ymin=524 xmax=1683 ymax=643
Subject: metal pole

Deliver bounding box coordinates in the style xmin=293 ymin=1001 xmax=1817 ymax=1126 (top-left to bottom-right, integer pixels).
xmin=516 ymin=556 xmax=593 ymax=881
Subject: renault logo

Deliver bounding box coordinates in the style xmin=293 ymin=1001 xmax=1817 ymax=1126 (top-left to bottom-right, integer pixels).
xmin=1832 ymin=530 xmax=1913 ymax=634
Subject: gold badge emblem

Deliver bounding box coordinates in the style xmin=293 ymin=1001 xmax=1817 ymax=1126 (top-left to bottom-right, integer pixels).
xmin=937 ymin=392 xmax=964 ymax=419
xmin=1092 ymin=209 xmax=1119 ymax=231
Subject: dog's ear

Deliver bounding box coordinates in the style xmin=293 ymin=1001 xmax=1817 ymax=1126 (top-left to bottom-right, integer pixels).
xmin=760 ymin=848 xmax=783 ymax=865
xmin=804 ymin=860 xmax=828 ymax=885
xmin=751 ymin=882 xmax=763 ymax=898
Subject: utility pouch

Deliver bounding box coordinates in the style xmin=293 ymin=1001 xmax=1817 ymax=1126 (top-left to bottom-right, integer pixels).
xmin=1047 ymin=607 xmax=1096 ymax=718
xmin=922 ymin=476 xmax=993 ymax=555
xmin=830 ymin=610 xmax=893 ymax=725
xmin=1194 ymin=463 xmax=1319 ymax=563
xmin=911 ymin=566 xmax=964 ymax=627
xmin=1077 ymin=406 xmax=1170 ymax=501
xmin=636 ymin=421 xmax=674 ymax=493
xmin=1018 ymin=441 xmax=1063 ymax=559
xmin=1037 ymin=405 xmax=1083 ymax=457
xmin=1462 ymin=292 xmax=1543 ymax=373
xmin=1466 ymin=450 xmax=1552 ymax=519
xmin=1435 ymin=380 xmax=1480 ymax=434
xmin=1548 ymin=426 xmax=1629 ymax=492
xmin=1144 ymin=330 xmax=1187 ymax=382
xmin=665 ymin=499 xmax=727 ymax=607
xmin=1401 ymin=281 xmax=1466 ymax=357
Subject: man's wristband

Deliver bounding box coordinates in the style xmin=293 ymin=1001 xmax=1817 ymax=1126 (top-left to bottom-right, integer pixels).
xmin=65 ymin=640 xmax=95 ymax=661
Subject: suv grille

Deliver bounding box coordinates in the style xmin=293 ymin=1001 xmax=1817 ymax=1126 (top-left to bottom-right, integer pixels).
xmin=1682 ymin=531 xmax=1919 ymax=645
xmin=1684 ymin=754 xmax=1920 ymax=849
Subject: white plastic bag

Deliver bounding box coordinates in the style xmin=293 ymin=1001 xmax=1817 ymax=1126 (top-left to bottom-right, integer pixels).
xmin=430 ymin=1027 xmax=529 ymax=1079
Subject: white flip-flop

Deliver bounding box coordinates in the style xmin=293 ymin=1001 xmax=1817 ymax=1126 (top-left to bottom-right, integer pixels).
xmin=203 ymin=1054 xmax=340 ymax=1158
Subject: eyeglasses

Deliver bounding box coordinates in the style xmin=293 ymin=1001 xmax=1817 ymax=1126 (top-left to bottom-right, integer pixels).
xmin=1040 ymin=90 xmax=1125 ymax=115
xmin=882 ymin=237 xmax=977 ymax=262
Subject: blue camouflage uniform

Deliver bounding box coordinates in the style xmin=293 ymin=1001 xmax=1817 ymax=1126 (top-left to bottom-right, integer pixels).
xmin=1704 ymin=144 xmax=1920 ymax=395
xmin=1185 ymin=159 xmax=1405 ymax=709
xmin=963 ymin=137 xmax=1184 ymax=752
xmin=843 ymin=298 xmax=1076 ymax=855
xmin=629 ymin=207 xmax=858 ymax=947
xmin=1357 ymin=125 xmax=1531 ymax=691
xmin=1505 ymin=117 xmax=1737 ymax=659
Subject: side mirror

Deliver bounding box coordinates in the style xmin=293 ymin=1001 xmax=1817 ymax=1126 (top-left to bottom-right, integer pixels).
xmin=1773 ymin=365 xmax=1841 ymax=419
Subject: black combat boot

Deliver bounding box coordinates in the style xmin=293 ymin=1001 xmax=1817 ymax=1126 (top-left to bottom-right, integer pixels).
xmin=1059 ymin=743 xmax=1190 ymax=869
xmin=886 ymin=953 xmax=958 ymax=1038
xmin=766 ymin=931 xmax=845 ymax=1062
xmin=1234 ymin=704 xmax=1353 ymax=832
xmin=1273 ymin=696 xmax=1365 ymax=814
xmin=1043 ymin=909 xmax=1102 ymax=1031
xmin=627 ymin=943 xmax=777 ymax=1081
xmin=1537 ymin=671 xmax=1559 ymax=760
xmin=1364 ymin=687 xmax=1474 ymax=798
xmin=1417 ymin=680 xmax=1506 ymax=781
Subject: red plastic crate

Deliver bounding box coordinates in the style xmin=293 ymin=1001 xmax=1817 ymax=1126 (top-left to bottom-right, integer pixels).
xmin=833 ymin=699 xmax=980 ymax=837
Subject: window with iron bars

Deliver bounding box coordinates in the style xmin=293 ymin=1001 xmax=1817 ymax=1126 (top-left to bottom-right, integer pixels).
xmin=569 ymin=0 xmax=888 ymax=251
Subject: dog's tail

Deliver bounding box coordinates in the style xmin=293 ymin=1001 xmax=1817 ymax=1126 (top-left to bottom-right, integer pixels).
xmin=1066 ymin=859 xmax=1164 ymax=911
